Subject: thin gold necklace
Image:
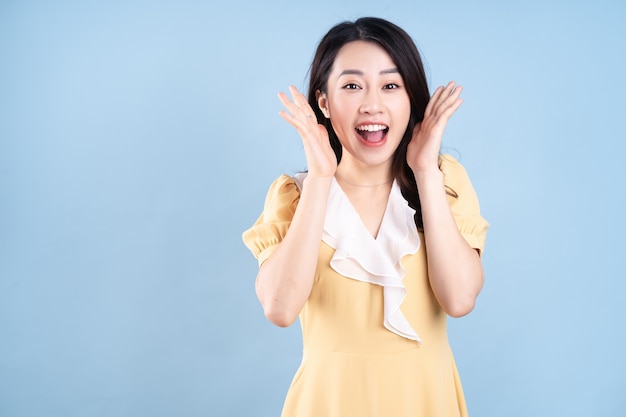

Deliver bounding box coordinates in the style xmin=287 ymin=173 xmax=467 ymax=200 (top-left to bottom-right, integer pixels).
xmin=335 ymin=174 xmax=393 ymax=188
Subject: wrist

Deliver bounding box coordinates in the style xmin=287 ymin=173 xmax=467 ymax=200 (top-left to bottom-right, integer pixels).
xmin=303 ymin=173 xmax=333 ymax=187
xmin=412 ymin=168 xmax=444 ymax=196
xmin=411 ymin=166 xmax=443 ymax=183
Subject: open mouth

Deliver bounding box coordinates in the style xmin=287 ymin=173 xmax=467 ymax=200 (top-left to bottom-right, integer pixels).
xmin=355 ymin=124 xmax=389 ymax=144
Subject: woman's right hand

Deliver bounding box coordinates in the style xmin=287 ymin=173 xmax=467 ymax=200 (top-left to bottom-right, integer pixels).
xmin=278 ymin=85 xmax=337 ymax=178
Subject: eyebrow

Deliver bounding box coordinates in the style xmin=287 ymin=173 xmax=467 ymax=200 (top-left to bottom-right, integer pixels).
xmin=337 ymin=68 xmax=399 ymax=77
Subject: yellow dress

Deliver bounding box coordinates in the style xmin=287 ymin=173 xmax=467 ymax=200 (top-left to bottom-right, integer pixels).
xmin=243 ymin=155 xmax=489 ymax=417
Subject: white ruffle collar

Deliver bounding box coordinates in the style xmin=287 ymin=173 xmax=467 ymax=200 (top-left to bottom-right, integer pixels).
xmin=294 ymin=173 xmax=422 ymax=343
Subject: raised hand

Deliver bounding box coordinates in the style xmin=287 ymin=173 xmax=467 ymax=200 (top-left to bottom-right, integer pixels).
xmin=407 ymin=81 xmax=463 ymax=174
xmin=278 ymin=85 xmax=337 ymax=178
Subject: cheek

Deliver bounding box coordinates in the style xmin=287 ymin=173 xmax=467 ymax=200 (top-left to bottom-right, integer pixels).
xmin=329 ymin=117 xmax=351 ymax=140
xmin=395 ymin=97 xmax=412 ymax=125
xmin=327 ymin=97 xmax=346 ymax=118
xmin=327 ymin=103 xmax=354 ymax=134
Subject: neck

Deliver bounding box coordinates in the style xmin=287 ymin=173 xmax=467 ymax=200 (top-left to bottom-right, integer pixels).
xmin=335 ymin=160 xmax=393 ymax=188
xmin=335 ymin=173 xmax=393 ymax=188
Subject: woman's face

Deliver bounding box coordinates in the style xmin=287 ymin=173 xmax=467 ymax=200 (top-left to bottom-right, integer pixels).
xmin=318 ymin=40 xmax=411 ymax=170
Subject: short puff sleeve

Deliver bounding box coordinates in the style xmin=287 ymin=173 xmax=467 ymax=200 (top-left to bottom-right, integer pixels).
xmin=242 ymin=174 xmax=301 ymax=266
xmin=440 ymin=154 xmax=489 ymax=255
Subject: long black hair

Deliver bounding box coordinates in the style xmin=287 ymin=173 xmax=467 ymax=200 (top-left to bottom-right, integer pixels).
xmin=307 ymin=17 xmax=431 ymax=229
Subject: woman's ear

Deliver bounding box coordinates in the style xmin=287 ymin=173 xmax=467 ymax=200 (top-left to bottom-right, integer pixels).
xmin=316 ymin=90 xmax=330 ymax=118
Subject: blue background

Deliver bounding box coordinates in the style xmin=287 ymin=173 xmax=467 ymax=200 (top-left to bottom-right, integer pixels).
xmin=1 ymin=0 xmax=625 ymax=416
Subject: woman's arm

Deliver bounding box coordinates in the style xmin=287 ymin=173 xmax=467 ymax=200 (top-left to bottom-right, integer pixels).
xmin=255 ymin=86 xmax=337 ymax=327
xmin=414 ymin=169 xmax=484 ymax=317
xmin=255 ymin=176 xmax=332 ymax=327
xmin=407 ymin=82 xmax=484 ymax=317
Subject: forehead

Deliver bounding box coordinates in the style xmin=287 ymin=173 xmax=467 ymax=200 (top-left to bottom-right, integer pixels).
xmin=331 ymin=40 xmax=396 ymax=74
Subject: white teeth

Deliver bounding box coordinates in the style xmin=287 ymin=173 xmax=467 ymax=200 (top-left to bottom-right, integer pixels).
xmin=356 ymin=124 xmax=387 ymax=132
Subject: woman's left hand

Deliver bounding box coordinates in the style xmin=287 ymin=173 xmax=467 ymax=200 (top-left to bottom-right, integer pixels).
xmin=407 ymin=81 xmax=463 ymax=174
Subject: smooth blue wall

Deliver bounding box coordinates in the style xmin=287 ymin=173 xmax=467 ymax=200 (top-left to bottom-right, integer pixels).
xmin=1 ymin=1 xmax=625 ymax=416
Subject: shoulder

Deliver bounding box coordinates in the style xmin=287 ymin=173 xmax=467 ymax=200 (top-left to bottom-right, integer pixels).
xmin=266 ymin=173 xmax=300 ymax=197
xmin=242 ymin=174 xmax=301 ymax=264
xmin=260 ymin=174 xmax=301 ymax=217
xmin=438 ymin=153 xmax=467 ymax=179
xmin=438 ymin=153 xmax=476 ymax=197
xmin=438 ymin=153 xmax=484 ymax=219
xmin=438 ymin=154 xmax=489 ymax=253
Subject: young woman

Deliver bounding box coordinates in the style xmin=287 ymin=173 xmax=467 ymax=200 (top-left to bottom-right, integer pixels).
xmin=243 ymin=17 xmax=489 ymax=417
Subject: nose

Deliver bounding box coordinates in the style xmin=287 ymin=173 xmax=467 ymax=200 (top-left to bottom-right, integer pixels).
xmin=359 ymin=88 xmax=383 ymax=114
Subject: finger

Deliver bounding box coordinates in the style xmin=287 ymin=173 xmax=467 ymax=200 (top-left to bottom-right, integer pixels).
xmin=432 ymin=85 xmax=463 ymax=118
xmin=446 ymin=83 xmax=462 ymax=102
xmin=425 ymin=82 xmax=458 ymax=117
xmin=280 ymin=87 xmax=316 ymax=124
xmin=424 ymin=85 xmax=444 ymax=118
xmin=434 ymin=82 xmax=458 ymax=108
xmin=278 ymin=100 xmax=317 ymax=136
xmin=431 ymin=97 xmax=463 ymax=130
xmin=439 ymin=84 xmax=463 ymax=109
xmin=443 ymin=81 xmax=457 ymax=94
xmin=288 ymin=85 xmax=316 ymax=117
xmin=278 ymin=92 xmax=312 ymax=124
xmin=441 ymin=97 xmax=463 ymax=120
xmin=278 ymin=103 xmax=304 ymax=131
xmin=439 ymin=80 xmax=458 ymax=97
xmin=278 ymin=93 xmax=307 ymax=127
xmin=278 ymin=109 xmax=305 ymax=131
xmin=288 ymin=85 xmax=308 ymax=107
xmin=278 ymin=91 xmax=299 ymax=114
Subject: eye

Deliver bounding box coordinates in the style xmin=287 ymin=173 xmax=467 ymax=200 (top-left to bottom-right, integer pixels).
xmin=342 ymin=83 xmax=361 ymax=90
xmin=383 ymin=83 xmax=401 ymax=90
